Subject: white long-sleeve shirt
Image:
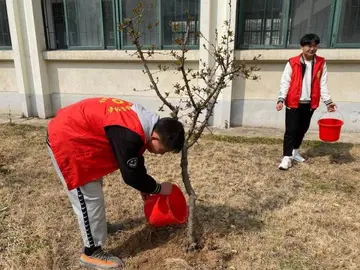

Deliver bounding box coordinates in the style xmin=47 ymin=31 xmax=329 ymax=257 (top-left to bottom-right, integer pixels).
xmin=277 ymin=59 xmax=333 ymax=106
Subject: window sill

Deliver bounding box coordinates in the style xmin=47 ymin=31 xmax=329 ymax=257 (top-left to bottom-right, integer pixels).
xmin=42 ymin=50 xmax=199 ymax=62
xmin=235 ymin=49 xmax=360 ymax=62
xmin=0 ymin=50 xmax=13 ymax=60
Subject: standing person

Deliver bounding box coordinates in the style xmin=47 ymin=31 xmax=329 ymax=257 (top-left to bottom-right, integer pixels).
xmin=47 ymin=97 xmax=185 ymax=269
xmin=276 ymin=33 xmax=336 ymax=170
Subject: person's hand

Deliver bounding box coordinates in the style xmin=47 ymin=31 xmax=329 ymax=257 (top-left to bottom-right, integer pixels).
xmin=159 ymin=182 xmax=173 ymax=196
xmin=276 ymin=102 xmax=284 ymax=111
xmin=140 ymin=192 xmax=150 ymax=201
xmin=327 ymin=103 xmax=336 ymax=112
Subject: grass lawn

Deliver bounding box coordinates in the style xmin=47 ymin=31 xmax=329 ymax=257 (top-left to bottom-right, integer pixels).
xmin=1 ymin=123 xmax=359 ymax=270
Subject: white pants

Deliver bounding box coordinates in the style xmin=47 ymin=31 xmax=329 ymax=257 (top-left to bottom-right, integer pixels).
xmin=47 ymin=145 xmax=107 ymax=248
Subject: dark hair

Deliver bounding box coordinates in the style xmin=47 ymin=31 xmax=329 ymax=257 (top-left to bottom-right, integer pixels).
xmin=153 ymin=117 xmax=185 ymax=153
xmin=300 ymin=33 xmax=320 ymax=46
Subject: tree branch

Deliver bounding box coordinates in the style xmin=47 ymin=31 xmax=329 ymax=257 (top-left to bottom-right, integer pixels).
xmin=187 ymin=89 xmax=221 ymax=148
xmin=199 ymin=73 xmax=226 ymax=111
xmin=185 ymin=110 xmax=202 ymax=143
xmin=179 ymin=23 xmax=197 ymax=110
xmin=123 ymin=20 xmax=177 ymax=113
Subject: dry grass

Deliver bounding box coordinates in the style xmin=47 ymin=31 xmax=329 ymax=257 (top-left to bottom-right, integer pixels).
xmin=1 ymin=123 xmax=360 ymax=270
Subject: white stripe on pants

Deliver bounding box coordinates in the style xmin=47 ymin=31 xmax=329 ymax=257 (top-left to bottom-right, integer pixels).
xmin=47 ymin=145 xmax=107 ymax=248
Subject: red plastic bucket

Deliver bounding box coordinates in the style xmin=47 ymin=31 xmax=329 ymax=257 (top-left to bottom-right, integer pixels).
xmin=144 ymin=184 xmax=188 ymax=227
xmin=317 ymin=111 xmax=344 ymax=142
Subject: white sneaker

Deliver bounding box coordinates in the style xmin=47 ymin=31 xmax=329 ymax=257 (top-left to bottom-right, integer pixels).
xmin=292 ymin=149 xmax=305 ymax=163
xmin=279 ymin=156 xmax=292 ymax=170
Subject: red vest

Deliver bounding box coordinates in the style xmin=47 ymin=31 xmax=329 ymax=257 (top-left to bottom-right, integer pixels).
xmin=286 ymin=54 xmax=325 ymax=109
xmin=47 ymin=97 xmax=159 ymax=190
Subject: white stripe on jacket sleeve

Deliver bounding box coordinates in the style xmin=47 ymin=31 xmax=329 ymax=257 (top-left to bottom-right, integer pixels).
xmin=320 ymin=62 xmax=333 ymax=105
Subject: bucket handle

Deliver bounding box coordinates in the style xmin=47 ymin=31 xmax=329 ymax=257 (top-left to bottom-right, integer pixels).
xmin=319 ymin=109 xmax=344 ymax=122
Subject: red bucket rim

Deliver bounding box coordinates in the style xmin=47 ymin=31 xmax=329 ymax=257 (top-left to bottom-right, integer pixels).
xmin=318 ymin=118 xmax=344 ymax=127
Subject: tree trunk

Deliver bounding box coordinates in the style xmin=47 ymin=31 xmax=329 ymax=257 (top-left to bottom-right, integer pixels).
xmin=181 ymin=146 xmax=197 ymax=250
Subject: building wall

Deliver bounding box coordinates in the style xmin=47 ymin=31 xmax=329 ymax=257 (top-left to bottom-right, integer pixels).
xmin=43 ymin=50 xmax=199 ymax=116
xmin=0 ymin=51 xmax=22 ymax=114
xmin=231 ymin=50 xmax=360 ymax=132
xmin=46 ymin=60 xmax=200 ymax=116
xmin=0 ymin=61 xmax=17 ymax=92
xmin=1 ymin=0 xmax=360 ymax=132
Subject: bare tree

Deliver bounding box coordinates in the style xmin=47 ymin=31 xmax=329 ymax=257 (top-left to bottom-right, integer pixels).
xmin=119 ymin=0 xmax=260 ymax=250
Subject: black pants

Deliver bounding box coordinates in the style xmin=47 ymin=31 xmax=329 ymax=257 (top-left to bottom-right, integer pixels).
xmin=283 ymin=104 xmax=314 ymax=156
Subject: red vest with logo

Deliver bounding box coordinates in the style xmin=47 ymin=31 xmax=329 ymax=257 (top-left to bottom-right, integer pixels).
xmin=47 ymin=97 xmax=159 ymax=190
xmin=286 ymin=54 xmax=325 ymax=109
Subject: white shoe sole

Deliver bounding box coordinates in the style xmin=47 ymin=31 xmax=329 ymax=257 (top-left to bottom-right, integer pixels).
xmin=292 ymin=157 xmax=305 ymax=163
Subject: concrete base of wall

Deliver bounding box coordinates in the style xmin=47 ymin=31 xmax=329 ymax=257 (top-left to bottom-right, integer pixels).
xmin=231 ymin=99 xmax=360 ymax=132
xmin=0 ymin=91 xmax=53 ymax=118
xmin=3 ymin=91 xmax=360 ymax=133
xmin=0 ymin=91 xmax=25 ymax=115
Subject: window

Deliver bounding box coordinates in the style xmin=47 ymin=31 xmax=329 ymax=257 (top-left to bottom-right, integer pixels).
xmin=237 ymin=0 xmax=360 ymax=49
xmin=42 ymin=0 xmax=200 ymax=50
xmin=237 ymin=0 xmax=289 ymax=48
xmin=102 ymin=0 xmax=115 ymax=48
xmin=162 ymin=0 xmax=200 ymax=47
xmin=333 ymin=0 xmax=360 ymax=46
xmin=288 ymin=0 xmax=332 ymax=47
xmin=65 ymin=0 xmax=104 ymax=48
xmin=42 ymin=0 xmax=114 ymax=49
xmin=122 ymin=0 xmax=159 ymax=47
xmin=0 ymin=0 xmax=11 ymax=49
xmin=121 ymin=0 xmax=200 ymax=49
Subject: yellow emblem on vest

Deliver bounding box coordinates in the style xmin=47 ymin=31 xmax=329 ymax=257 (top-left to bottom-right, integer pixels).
xmin=112 ymin=98 xmax=125 ymax=105
xmin=99 ymin=97 xmax=132 ymax=113
xmin=107 ymin=105 xmax=132 ymax=113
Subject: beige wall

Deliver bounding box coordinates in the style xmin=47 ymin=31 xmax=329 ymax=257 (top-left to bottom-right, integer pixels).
xmin=230 ymin=50 xmax=360 ymax=131
xmin=232 ymin=62 xmax=360 ymax=103
xmin=232 ymin=49 xmax=360 ymax=103
xmin=232 ymin=63 xmax=285 ymax=101
xmin=47 ymin=61 xmax=199 ymax=97
xmin=327 ymin=63 xmax=360 ymax=102
xmin=0 ymin=61 xmax=18 ymax=92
